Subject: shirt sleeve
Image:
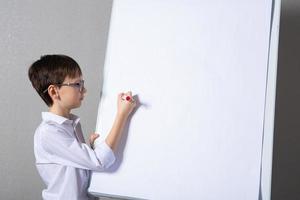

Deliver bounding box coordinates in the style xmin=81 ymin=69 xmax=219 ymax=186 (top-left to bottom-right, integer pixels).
xmin=40 ymin=125 xmax=115 ymax=172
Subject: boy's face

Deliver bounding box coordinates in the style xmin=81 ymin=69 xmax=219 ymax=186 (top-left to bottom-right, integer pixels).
xmin=56 ymin=75 xmax=86 ymax=110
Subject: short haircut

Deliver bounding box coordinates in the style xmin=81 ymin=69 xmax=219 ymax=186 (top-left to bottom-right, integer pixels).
xmin=28 ymin=54 xmax=82 ymax=106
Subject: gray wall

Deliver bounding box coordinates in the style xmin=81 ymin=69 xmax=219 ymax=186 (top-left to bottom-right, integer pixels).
xmin=271 ymin=0 xmax=300 ymax=199
xmin=0 ymin=0 xmax=299 ymax=199
xmin=0 ymin=1 xmax=112 ymax=199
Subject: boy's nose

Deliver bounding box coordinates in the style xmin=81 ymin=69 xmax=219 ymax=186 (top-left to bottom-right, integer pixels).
xmin=82 ymin=87 xmax=87 ymax=94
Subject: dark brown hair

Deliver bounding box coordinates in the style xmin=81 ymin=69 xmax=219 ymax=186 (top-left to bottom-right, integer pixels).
xmin=28 ymin=54 xmax=82 ymax=106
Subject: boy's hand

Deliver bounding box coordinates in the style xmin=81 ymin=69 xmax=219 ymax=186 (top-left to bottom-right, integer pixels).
xmin=117 ymin=91 xmax=137 ymax=118
xmin=89 ymin=133 xmax=99 ymax=149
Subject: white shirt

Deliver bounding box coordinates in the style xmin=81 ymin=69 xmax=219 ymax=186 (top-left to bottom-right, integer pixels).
xmin=34 ymin=112 xmax=115 ymax=200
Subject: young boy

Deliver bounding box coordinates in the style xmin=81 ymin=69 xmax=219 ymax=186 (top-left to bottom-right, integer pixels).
xmin=28 ymin=54 xmax=136 ymax=200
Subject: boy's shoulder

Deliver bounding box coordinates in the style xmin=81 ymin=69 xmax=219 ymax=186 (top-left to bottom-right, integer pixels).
xmin=36 ymin=113 xmax=74 ymax=136
xmin=36 ymin=120 xmax=65 ymax=136
xmin=35 ymin=121 xmax=74 ymax=147
xmin=35 ymin=112 xmax=82 ymax=139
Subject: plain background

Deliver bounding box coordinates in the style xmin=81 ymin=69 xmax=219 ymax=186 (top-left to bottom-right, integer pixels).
xmin=0 ymin=1 xmax=113 ymax=199
xmin=0 ymin=0 xmax=298 ymax=199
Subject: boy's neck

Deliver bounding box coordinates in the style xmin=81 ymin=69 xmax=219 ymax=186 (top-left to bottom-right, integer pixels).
xmin=49 ymin=105 xmax=71 ymax=119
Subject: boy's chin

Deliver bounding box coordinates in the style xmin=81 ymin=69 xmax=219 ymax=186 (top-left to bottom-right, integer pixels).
xmin=71 ymin=102 xmax=82 ymax=109
xmin=76 ymin=102 xmax=82 ymax=108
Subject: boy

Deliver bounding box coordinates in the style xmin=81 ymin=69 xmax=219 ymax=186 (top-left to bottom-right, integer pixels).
xmin=28 ymin=54 xmax=136 ymax=200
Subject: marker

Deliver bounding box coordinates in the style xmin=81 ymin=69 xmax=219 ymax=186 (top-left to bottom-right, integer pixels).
xmin=121 ymin=94 xmax=133 ymax=102
xmin=126 ymin=96 xmax=131 ymax=101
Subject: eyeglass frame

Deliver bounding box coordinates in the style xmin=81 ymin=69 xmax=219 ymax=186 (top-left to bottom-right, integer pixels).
xmin=43 ymin=80 xmax=85 ymax=93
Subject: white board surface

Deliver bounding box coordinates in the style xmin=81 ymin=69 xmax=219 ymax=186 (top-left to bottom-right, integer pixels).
xmin=89 ymin=1 xmax=276 ymax=199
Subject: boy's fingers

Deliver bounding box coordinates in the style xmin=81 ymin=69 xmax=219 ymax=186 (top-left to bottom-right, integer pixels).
xmin=90 ymin=133 xmax=99 ymax=141
xmin=92 ymin=134 xmax=99 ymax=138
xmin=118 ymin=93 xmax=124 ymax=98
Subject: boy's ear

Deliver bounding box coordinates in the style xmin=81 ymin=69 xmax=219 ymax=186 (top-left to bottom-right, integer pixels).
xmin=48 ymin=85 xmax=59 ymax=100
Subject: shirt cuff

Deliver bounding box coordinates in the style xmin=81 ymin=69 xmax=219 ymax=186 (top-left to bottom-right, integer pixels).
xmin=94 ymin=138 xmax=116 ymax=169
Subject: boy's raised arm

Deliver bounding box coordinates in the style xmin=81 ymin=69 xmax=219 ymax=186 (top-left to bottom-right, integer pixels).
xmin=104 ymin=92 xmax=136 ymax=152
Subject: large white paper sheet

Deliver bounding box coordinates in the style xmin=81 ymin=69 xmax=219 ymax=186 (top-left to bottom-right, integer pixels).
xmin=89 ymin=1 xmax=272 ymax=199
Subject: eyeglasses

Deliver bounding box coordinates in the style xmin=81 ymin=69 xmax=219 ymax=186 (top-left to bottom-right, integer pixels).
xmin=43 ymin=80 xmax=85 ymax=93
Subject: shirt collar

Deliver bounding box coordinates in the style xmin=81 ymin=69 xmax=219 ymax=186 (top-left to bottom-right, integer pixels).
xmin=42 ymin=112 xmax=80 ymax=126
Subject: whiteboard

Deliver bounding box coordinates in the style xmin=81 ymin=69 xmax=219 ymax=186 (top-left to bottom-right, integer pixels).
xmin=89 ymin=0 xmax=280 ymax=199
